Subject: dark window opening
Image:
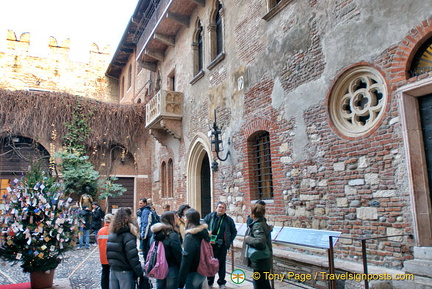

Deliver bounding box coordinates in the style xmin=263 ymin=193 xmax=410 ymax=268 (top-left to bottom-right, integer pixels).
xmin=215 ymin=2 xmax=223 ymax=56
xmin=198 ymin=25 xmax=203 ymax=72
xmin=252 ymin=131 xmax=274 ymax=200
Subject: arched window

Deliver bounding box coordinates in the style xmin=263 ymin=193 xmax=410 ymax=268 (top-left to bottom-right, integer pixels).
xmin=192 ymin=20 xmax=204 ymax=77
xmin=410 ymin=37 xmax=432 ymax=77
xmin=161 ymin=161 xmax=167 ymax=197
xmin=249 ymin=131 xmax=274 ymax=200
xmin=161 ymin=159 xmax=173 ymax=198
xmin=210 ymin=1 xmax=224 ymax=61
xmin=167 ymin=158 xmax=173 ymax=198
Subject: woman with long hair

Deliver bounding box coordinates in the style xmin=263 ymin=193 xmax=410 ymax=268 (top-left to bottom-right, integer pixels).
xmin=178 ymin=208 xmax=209 ymax=289
xmin=150 ymin=211 xmax=182 ymax=289
xmin=106 ymin=207 xmax=143 ymax=289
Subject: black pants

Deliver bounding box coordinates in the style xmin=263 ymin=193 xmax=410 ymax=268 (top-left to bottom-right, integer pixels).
xmin=207 ymin=245 xmax=227 ymax=286
xmin=101 ymin=264 xmax=110 ymax=289
xmin=252 ymin=270 xmax=271 ymax=289
xmin=142 ymin=237 xmax=151 ymax=260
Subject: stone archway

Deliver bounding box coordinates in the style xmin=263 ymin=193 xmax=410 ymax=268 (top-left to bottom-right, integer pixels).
xmin=186 ymin=133 xmax=213 ymax=217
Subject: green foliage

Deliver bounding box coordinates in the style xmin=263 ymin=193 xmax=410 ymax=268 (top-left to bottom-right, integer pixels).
xmin=56 ymin=98 xmax=126 ymax=200
xmin=97 ymin=177 xmax=127 ymax=200
xmin=63 ymin=101 xmax=92 ymax=156
xmin=56 ymin=100 xmax=99 ymax=196
xmin=0 ymin=163 xmax=78 ymax=273
xmin=54 ymin=151 xmax=99 ymax=197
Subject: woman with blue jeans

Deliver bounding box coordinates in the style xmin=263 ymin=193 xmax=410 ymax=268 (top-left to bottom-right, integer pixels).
xmin=106 ymin=207 xmax=143 ymax=289
xmin=150 ymin=211 xmax=182 ymax=289
xmin=178 ymin=208 xmax=208 ymax=289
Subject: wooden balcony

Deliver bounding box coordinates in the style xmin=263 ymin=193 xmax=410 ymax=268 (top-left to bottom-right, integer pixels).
xmin=145 ymin=89 xmax=183 ymax=140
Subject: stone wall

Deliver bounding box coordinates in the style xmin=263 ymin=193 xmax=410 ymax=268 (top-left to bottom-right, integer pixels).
xmin=0 ymin=29 xmax=118 ymax=102
xmin=132 ymin=0 xmax=432 ymax=273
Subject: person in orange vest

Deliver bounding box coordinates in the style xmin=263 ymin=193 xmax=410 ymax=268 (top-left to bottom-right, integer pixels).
xmin=97 ymin=213 xmax=113 ymax=289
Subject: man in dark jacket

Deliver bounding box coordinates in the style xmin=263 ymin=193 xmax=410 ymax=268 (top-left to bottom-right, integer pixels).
xmin=78 ymin=205 xmax=92 ymax=249
xmin=91 ymin=202 xmax=105 ymax=238
xmin=203 ymin=202 xmax=237 ymax=289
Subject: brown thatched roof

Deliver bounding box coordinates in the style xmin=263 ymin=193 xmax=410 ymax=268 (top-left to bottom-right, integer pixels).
xmin=0 ymin=89 xmax=147 ymax=151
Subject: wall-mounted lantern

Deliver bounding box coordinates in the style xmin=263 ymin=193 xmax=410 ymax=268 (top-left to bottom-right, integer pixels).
xmin=210 ymin=109 xmax=230 ymax=171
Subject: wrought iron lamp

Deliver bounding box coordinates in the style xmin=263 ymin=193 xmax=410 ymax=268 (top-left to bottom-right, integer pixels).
xmin=210 ymin=109 xmax=230 ymax=171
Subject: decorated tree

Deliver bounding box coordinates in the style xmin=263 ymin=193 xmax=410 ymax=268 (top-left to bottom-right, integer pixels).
xmin=0 ymin=163 xmax=78 ymax=273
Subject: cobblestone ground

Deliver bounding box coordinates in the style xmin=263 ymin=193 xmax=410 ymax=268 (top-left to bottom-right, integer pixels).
xmin=0 ymin=244 xmax=313 ymax=289
xmin=0 ymin=244 xmax=102 ymax=288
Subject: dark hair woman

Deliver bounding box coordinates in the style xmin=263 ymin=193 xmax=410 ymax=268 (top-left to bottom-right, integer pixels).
xmin=244 ymin=203 xmax=272 ymax=289
xmin=106 ymin=207 xmax=143 ymax=289
xmin=176 ymin=204 xmax=191 ymax=240
xmin=150 ymin=211 xmax=182 ymax=289
xmin=178 ymin=208 xmax=209 ymax=289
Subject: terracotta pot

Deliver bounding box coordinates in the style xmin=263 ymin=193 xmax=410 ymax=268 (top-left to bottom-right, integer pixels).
xmin=30 ymin=269 xmax=55 ymax=289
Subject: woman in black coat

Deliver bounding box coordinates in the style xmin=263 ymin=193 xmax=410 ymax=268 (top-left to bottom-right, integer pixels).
xmin=244 ymin=203 xmax=272 ymax=289
xmin=178 ymin=208 xmax=210 ymax=289
xmin=150 ymin=211 xmax=182 ymax=289
xmin=106 ymin=207 xmax=143 ymax=289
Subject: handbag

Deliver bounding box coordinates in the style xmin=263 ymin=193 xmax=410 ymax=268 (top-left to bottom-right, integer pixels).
xmin=247 ymin=244 xmax=271 ymax=261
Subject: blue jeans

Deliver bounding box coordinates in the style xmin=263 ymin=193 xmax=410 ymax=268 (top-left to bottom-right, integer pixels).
xmin=110 ymin=270 xmax=135 ymax=289
xmin=156 ymin=266 xmax=179 ymax=289
xmin=185 ymin=272 xmax=206 ymax=289
xmin=79 ymin=229 xmax=90 ymax=248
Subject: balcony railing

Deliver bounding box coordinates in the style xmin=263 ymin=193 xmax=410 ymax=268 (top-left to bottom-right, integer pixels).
xmin=145 ymin=89 xmax=183 ymax=129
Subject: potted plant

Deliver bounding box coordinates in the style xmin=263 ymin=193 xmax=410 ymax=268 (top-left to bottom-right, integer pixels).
xmin=0 ymin=163 xmax=78 ymax=289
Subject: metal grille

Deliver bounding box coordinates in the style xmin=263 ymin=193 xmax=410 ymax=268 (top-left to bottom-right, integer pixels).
xmin=252 ymin=131 xmax=273 ymax=200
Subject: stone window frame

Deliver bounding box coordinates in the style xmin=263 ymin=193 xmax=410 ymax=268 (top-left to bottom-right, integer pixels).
xmin=160 ymin=158 xmax=174 ymax=198
xmin=127 ymin=64 xmax=132 ymax=91
xmin=328 ymin=65 xmax=389 ymax=139
xmin=247 ymin=130 xmax=274 ymax=201
xmin=168 ymin=69 xmax=175 ymax=91
xmin=263 ymin=0 xmax=294 ymax=21
xmin=190 ymin=19 xmax=205 ymax=85
xmin=398 ymin=78 xmax=432 ymax=247
xmin=207 ymin=0 xmax=226 ymax=71
xmin=120 ymin=76 xmax=125 ymax=101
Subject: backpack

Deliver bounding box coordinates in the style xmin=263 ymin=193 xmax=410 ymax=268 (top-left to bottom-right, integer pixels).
xmin=145 ymin=240 xmax=169 ymax=279
xmin=150 ymin=211 xmax=160 ymax=225
xmin=197 ymin=239 xmax=219 ymax=277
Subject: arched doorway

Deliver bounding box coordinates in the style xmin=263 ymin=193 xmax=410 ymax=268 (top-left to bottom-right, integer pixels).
xmin=200 ymin=152 xmax=211 ymax=217
xmin=187 ymin=133 xmax=213 ymax=217
xmin=0 ymin=136 xmax=50 ymax=211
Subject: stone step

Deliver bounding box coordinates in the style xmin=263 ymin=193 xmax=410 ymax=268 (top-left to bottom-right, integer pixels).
xmin=393 ymin=275 xmax=432 ymax=289
xmin=404 ymin=259 xmax=432 ymax=278
xmin=414 ymin=247 xmax=432 ymax=260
